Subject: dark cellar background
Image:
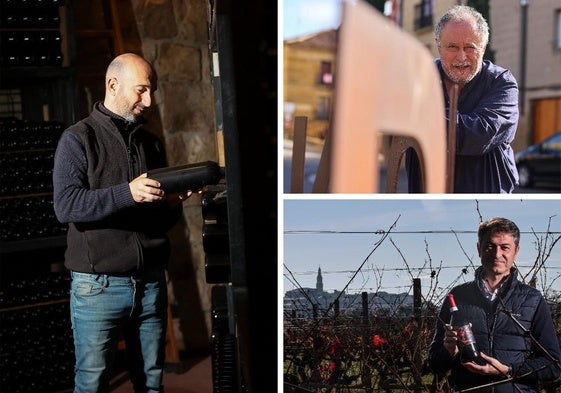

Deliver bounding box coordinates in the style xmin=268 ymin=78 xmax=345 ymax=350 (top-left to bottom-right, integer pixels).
xmin=0 ymin=0 xmax=277 ymax=392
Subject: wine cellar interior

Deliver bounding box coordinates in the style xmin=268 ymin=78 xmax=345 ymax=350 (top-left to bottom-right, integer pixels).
xmin=1 ymin=0 xmax=279 ymax=391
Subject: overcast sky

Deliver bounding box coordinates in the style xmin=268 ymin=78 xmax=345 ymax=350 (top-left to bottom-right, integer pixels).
xmin=282 ymin=197 xmax=561 ymax=297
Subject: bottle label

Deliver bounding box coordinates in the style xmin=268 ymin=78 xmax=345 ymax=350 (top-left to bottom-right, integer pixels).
xmin=456 ymin=324 xmax=476 ymax=345
xmin=456 ymin=323 xmax=479 ymax=361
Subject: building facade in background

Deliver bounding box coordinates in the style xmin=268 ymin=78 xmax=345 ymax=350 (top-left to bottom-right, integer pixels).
xmin=283 ymin=29 xmax=337 ymax=140
xmin=283 ymin=0 xmax=561 ymax=151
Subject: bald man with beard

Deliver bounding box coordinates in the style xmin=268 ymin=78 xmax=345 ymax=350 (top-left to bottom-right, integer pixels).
xmin=53 ymin=53 xmax=192 ymax=392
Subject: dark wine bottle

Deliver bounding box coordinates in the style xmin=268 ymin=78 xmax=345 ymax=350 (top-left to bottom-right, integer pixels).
xmin=147 ymin=160 xmax=223 ymax=194
xmin=447 ymin=293 xmax=480 ymax=362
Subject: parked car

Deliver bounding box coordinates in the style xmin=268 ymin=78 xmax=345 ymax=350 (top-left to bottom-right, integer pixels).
xmin=515 ymin=131 xmax=561 ymax=189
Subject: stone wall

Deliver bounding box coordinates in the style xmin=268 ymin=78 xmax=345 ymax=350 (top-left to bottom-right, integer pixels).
xmin=122 ymin=0 xmax=217 ymax=353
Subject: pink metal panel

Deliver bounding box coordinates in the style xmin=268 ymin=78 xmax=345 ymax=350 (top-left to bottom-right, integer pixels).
xmin=330 ymin=0 xmax=447 ymax=193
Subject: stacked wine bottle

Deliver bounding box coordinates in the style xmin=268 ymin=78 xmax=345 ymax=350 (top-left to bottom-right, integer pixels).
xmin=0 ymin=272 xmax=74 ymax=393
xmin=0 ymin=118 xmax=67 ymax=242
xmin=0 ymin=0 xmax=64 ymax=67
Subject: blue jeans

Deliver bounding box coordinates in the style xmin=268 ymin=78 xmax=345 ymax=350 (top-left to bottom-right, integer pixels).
xmin=70 ymin=267 xmax=168 ymax=393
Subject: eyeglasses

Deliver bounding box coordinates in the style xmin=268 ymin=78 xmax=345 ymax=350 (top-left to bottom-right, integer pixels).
xmin=440 ymin=43 xmax=481 ymax=55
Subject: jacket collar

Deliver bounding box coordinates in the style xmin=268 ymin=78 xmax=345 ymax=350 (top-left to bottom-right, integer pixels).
xmin=474 ymin=266 xmax=517 ymax=299
xmin=92 ymin=102 xmax=145 ymax=138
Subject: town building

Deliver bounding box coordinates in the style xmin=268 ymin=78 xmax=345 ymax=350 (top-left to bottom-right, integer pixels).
xmin=283 ymin=0 xmax=561 ymax=153
xmin=284 ymin=266 xmax=415 ymax=320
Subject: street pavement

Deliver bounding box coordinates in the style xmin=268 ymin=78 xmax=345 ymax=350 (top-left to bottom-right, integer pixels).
xmin=283 ymin=139 xmax=558 ymax=194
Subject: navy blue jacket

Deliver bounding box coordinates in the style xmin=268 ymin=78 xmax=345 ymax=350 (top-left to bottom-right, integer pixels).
xmin=428 ymin=268 xmax=561 ymax=392
xmin=406 ymin=59 xmax=520 ymax=193
xmin=53 ymin=102 xmax=183 ymax=274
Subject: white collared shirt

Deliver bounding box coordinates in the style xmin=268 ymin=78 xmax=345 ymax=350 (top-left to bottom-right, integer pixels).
xmin=481 ymin=278 xmax=502 ymax=301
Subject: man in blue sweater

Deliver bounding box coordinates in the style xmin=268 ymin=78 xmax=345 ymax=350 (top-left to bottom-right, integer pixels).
xmin=428 ymin=217 xmax=561 ymax=392
xmin=406 ymin=5 xmax=519 ymax=193
xmin=53 ymin=53 xmax=191 ymax=392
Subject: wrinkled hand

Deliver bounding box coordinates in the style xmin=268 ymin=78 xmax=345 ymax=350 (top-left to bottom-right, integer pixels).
xmin=462 ymin=352 xmax=509 ymax=377
xmin=443 ymin=324 xmax=459 ymax=357
xmin=130 ymin=173 xmax=164 ymax=203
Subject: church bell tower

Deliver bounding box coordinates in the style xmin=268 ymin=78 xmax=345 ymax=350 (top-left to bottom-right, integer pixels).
xmin=316 ymin=266 xmax=323 ymax=292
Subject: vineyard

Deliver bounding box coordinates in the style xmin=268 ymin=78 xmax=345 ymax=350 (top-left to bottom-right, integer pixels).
xmin=283 ymin=205 xmax=561 ymax=392
xmin=283 ymin=295 xmax=561 ymax=392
